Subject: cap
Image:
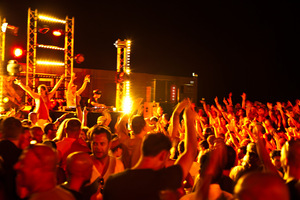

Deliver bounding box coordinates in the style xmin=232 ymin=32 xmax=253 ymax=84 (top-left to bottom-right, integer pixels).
xmin=93 ymin=89 xmax=102 ymax=95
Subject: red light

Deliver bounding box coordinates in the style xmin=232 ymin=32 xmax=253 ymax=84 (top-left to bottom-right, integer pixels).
xmin=75 ymin=54 xmax=85 ymax=64
xmin=13 ymin=48 xmax=23 ymax=58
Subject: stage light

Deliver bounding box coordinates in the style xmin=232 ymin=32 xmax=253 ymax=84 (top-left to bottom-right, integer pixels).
xmin=3 ymin=97 xmax=9 ymax=103
xmin=116 ymin=71 xmax=125 ymax=83
xmin=38 ymin=27 xmax=50 ymax=34
xmin=52 ymin=29 xmax=63 ymax=37
xmin=123 ymin=81 xmax=132 ymax=114
xmin=1 ymin=23 xmax=19 ymax=36
xmin=38 ymin=15 xmax=66 ymax=24
xmin=13 ymin=48 xmax=24 ymax=58
xmin=7 ymin=60 xmax=22 ymax=76
xmin=74 ymin=54 xmax=85 ymax=64
xmin=123 ymin=95 xmax=132 ymax=114
xmin=37 ymin=44 xmax=65 ymax=51
xmin=170 ymin=85 xmax=176 ymax=102
xmin=125 ymin=67 xmax=131 ymax=74
xmin=1 ymin=22 xmax=8 ymax=32
xmin=36 ymin=60 xmax=65 ymax=66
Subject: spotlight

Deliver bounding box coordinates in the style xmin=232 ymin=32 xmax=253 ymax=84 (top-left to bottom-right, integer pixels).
xmin=38 ymin=26 xmax=50 ymax=34
xmin=7 ymin=60 xmax=22 ymax=76
xmin=1 ymin=23 xmax=19 ymax=36
xmin=3 ymin=97 xmax=9 ymax=103
xmin=74 ymin=54 xmax=85 ymax=64
xmin=13 ymin=47 xmax=24 ymax=58
xmin=52 ymin=29 xmax=63 ymax=37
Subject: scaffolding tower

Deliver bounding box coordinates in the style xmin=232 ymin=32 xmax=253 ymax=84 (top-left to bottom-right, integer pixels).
xmin=26 ymin=8 xmax=74 ymax=102
xmin=114 ymin=39 xmax=131 ymax=112
xmin=0 ymin=17 xmax=6 ymax=113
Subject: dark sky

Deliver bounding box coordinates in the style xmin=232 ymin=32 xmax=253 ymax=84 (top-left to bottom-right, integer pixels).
xmin=0 ymin=0 xmax=298 ymax=105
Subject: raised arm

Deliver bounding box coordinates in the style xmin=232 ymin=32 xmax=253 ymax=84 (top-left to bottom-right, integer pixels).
xmin=253 ymin=125 xmax=278 ymax=174
xmin=102 ymin=109 xmax=112 ymax=127
xmin=14 ymin=79 xmax=39 ymax=99
xmin=48 ymin=74 xmax=65 ymax=99
xmin=115 ymin=114 xmax=130 ymax=142
xmin=192 ymin=140 xmax=227 ymax=200
xmin=169 ymin=99 xmax=190 ymax=140
xmin=175 ymin=99 xmax=198 ymax=182
xmin=77 ymin=75 xmax=90 ymax=95
xmin=276 ymin=102 xmax=287 ymax=129
xmin=75 ymin=95 xmax=83 ymax=122
xmin=67 ymin=72 xmax=76 ymax=92
xmin=241 ymin=92 xmax=246 ymax=109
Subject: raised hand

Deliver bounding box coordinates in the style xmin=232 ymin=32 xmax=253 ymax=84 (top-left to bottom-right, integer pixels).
xmin=241 ymin=92 xmax=246 ymax=100
xmin=60 ymin=73 xmax=66 ymax=80
xmin=14 ymin=79 xmax=21 ymax=85
xmin=267 ymin=102 xmax=273 ymax=110
xmin=84 ymin=75 xmax=90 ymax=82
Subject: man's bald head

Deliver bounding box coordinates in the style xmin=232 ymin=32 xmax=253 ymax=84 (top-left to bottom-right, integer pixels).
xmin=66 ymin=152 xmax=93 ymax=180
xmin=27 ymin=144 xmax=58 ymax=171
xmin=234 ymin=172 xmax=289 ymax=200
xmin=14 ymin=144 xmax=58 ymax=193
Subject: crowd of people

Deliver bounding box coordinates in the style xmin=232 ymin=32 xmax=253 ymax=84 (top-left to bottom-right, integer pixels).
xmin=0 ymin=84 xmax=300 ymax=199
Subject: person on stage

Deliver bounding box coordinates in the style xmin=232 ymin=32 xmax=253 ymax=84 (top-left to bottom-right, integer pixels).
xmin=88 ymin=89 xmax=104 ymax=107
xmin=14 ymin=74 xmax=65 ymax=126
xmin=66 ymin=73 xmax=90 ymax=109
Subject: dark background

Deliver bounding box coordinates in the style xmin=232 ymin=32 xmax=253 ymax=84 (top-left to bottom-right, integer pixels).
xmin=0 ymin=0 xmax=298 ymax=105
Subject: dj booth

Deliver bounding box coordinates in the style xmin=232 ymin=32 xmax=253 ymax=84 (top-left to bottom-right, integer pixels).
xmin=50 ymin=110 xmax=123 ymax=133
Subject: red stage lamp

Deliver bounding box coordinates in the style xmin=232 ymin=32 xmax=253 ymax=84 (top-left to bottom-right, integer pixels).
xmin=13 ymin=48 xmax=24 ymax=58
xmin=75 ymin=54 xmax=85 ymax=64
xmin=38 ymin=27 xmax=50 ymax=34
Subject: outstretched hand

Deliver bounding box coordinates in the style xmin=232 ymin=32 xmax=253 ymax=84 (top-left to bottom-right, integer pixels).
xmin=60 ymin=74 xmax=66 ymax=79
xmin=241 ymin=92 xmax=246 ymax=100
xmin=84 ymin=75 xmax=90 ymax=82
xmin=184 ymin=100 xmax=198 ymax=121
xmin=71 ymin=72 xmax=77 ymax=79
xmin=14 ymin=79 xmax=21 ymax=85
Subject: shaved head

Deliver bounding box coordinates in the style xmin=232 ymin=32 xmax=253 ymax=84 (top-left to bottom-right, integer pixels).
xmin=234 ymin=172 xmax=289 ymax=200
xmin=66 ymin=152 xmax=93 ymax=180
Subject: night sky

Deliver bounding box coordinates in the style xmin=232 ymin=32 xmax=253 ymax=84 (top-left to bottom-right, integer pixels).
xmin=0 ymin=0 xmax=298 ymax=105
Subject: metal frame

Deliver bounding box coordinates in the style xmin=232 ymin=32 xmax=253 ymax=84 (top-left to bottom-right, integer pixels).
xmin=114 ymin=39 xmax=131 ymax=111
xmin=0 ymin=17 xmax=6 ymax=112
xmin=26 ymin=8 xmax=74 ymax=101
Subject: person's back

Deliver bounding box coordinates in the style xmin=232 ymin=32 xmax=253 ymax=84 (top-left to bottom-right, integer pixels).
xmin=14 ymin=144 xmax=75 ymax=200
xmin=56 ymin=118 xmax=90 ymax=172
xmin=103 ymin=100 xmax=198 ymax=200
xmin=60 ymin=152 xmax=96 ymax=200
xmin=281 ymin=139 xmax=300 ymax=200
xmin=0 ymin=117 xmax=23 ymax=200
xmin=121 ymin=115 xmax=148 ymax=168
xmin=103 ymin=133 xmax=183 ymax=200
xmin=234 ymin=172 xmax=289 ymax=200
